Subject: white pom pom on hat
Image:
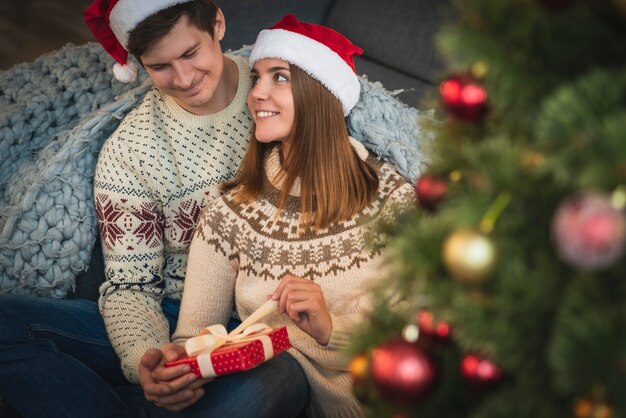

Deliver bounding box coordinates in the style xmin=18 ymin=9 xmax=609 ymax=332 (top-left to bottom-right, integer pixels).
xmin=84 ymin=0 xmax=193 ymax=83
xmin=249 ymin=14 xmax=363 ymax=116
xmin=112 ymin=61 xmax=138 ymax=83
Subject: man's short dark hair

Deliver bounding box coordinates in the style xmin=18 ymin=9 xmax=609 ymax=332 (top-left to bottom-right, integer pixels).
xmin=127 ymin=0 xmax=219 ymax=61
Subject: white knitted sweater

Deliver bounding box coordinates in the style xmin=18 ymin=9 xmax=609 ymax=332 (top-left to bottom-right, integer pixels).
xmin=94 ymin=55 xmax=253 ymax=383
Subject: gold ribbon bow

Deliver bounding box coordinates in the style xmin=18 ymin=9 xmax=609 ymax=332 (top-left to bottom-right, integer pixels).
xmin=184 ymin=300 xmax=279 ymax=378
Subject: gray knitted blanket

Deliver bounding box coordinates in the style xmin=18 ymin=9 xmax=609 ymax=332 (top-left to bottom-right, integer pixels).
xmin=0 ymin=43 xmax=434 ymax=298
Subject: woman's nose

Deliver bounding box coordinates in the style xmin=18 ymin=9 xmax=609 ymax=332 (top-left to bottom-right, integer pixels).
xmin=250 ymin=80 xmax=269 ymax=101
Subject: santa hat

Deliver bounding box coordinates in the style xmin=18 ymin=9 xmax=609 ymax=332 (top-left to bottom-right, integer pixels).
xmin=249 ymin=14 xmax=363 ymax=116
xmin=84 ymin=0 xmax=193 ymax=83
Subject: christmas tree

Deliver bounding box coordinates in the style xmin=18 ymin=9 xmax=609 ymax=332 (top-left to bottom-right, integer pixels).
xmin=348 ymin=1 xmax=626 ymax=417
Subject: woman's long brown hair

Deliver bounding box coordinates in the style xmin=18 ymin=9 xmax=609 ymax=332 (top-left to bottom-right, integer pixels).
xmin=223 ymin=65 xmax=378 ymax=230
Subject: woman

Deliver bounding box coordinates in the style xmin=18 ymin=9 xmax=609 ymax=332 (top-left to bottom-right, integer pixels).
xmin=172 ymin=14 xmax=415 ymax=417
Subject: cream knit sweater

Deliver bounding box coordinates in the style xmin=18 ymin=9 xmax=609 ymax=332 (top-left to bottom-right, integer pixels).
xmin=173 ymin=140 xmax=414 ymax=417
xmin=94 ymin=55 xmax=253 ymax=383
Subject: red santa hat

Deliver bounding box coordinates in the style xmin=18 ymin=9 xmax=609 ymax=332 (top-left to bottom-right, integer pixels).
xmin=249 ymin=14 xmax=363 ymax=116
xmin=84 ymin=0 xmax=193 ymax=83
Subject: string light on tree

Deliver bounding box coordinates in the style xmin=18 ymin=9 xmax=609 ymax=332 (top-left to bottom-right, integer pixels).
xmin=460 ymin=354 xmax=503 ymax=389
xmin=403 ymin=323 xmax=420 ymax=343
xmin=349 ymin=353 xmax=370 ymax=384
xmin=349 ymin=353 xmax=374 ymax=404
xmin=520 ymin=150 xmax=546 ymax=170
xmin=370 ymin=339 xmax=437 ymax=405
xmin=439 ymin=74 xmax=489 ymax=122
xmin=416 ymin=310 xmax=451 ymax=341
xmin=574 ymin=396 xmax=614 ymax=418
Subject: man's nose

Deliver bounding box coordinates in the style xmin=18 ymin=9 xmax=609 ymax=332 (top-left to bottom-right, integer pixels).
xmin=172 ymin=62 xmax=193 ymax=89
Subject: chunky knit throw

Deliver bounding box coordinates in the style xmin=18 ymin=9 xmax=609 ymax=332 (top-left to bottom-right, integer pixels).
xmin=0 ymin=43 xmax=435 ymax=298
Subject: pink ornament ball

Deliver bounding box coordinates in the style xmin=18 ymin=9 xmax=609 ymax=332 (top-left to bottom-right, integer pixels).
xmin=552 ymin=192 xmax=626 ymax=270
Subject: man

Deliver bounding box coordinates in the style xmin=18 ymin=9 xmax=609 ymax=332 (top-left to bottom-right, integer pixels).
xmin=0 ymin=1 xmax=308 ymax=416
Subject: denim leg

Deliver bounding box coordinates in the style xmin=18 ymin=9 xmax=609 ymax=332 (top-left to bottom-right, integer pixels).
xmin=118 ymin=351 xmax=309 ymax=418
xmin=0 ymin=294 xmax=135 ymax=418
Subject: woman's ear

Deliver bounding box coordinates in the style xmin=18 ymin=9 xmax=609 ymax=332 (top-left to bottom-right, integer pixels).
xmin=215 ymin=8 xmax=226 ymax=41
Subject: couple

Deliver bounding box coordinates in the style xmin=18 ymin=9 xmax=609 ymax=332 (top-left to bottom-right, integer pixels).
xmin=0 ymin=1 xmax=414 ymax=417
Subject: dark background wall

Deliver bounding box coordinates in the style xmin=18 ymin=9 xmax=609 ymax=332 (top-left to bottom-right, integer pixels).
xmin=0 ymin=0 xmax=93 ymax=70
xmin=0 ymin=0 xmax=334 ymax=71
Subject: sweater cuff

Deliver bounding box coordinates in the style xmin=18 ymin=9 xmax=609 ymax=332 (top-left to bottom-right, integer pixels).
xmin=121 ymin=339 xmax=163 ymax=384
xmin=326 ymin=314 xmax=357 ymax=350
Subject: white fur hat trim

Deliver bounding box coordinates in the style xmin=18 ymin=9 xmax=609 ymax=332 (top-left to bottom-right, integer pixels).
xmin=249 ymin=28 xmax=360 ymax=116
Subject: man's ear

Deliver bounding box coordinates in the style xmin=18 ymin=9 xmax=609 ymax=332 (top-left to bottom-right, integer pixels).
xmin=215 ymin=8 xmax=226 ymax=41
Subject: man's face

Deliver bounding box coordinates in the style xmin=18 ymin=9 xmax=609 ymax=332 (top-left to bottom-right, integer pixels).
xmin=140 ymin=14 xmax=227 ymax=115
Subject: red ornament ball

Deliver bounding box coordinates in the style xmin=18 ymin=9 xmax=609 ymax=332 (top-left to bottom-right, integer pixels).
xmin=552 ymin=192 xmax=626 ymax=270
xmin=460 ymin=354 xmax=503 ymax=389
xmin=370 ymin=339 xmax=436 ymax=405
xmin=415 ymin=175 xmax=448 ymax=212
xmin=439 ymin=74 xmax=488 ymax=121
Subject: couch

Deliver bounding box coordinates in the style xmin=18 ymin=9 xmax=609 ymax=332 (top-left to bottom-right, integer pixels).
xmin=0 ymin=0 xmax=449 ymax=301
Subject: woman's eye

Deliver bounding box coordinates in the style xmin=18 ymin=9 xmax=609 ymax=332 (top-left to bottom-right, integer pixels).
xmin=250 ymin=74 xmax=260 ymax=84
xmin=275 ymin=73 xmax=288 ymax=82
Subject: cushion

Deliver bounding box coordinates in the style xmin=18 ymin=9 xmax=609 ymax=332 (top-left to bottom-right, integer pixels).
xmin=355 ymin=57 xmax=439 ymax=109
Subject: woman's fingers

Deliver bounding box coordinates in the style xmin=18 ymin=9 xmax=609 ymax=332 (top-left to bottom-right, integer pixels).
xmin=272 ymin=274 xmax=332 ymax=345
xmin=282 ymin=290 xmax=319 ymax=317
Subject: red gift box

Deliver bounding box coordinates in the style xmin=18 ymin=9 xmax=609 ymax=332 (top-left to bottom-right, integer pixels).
xmin=166 ymin=325 xmax=291 ymax=378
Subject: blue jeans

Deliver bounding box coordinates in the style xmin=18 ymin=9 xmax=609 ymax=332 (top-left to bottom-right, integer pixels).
xmin=0 ymin=295 xmax=309 ymax=418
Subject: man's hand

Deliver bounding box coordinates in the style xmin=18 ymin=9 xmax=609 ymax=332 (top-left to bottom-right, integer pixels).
xmin=138 ymin=344 xmax=211 ymax=412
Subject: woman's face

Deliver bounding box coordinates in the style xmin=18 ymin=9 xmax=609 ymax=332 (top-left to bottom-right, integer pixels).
xmin=247 ymin=58 xmax=295 ymax=148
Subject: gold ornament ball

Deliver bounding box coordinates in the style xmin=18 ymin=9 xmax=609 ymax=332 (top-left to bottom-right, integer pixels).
xmin=442 ymin=229 xmax=497 ymax=284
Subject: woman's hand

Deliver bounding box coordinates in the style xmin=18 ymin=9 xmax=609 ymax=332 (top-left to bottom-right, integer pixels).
xmin=271 ymin=273 xmax=332 ymax=345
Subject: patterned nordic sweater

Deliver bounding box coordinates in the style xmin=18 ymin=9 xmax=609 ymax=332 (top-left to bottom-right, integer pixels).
xmin=94 ymin=55 xmax=253 ymax=383
xmin=172 ymin=140 xmax=415 ymax=418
